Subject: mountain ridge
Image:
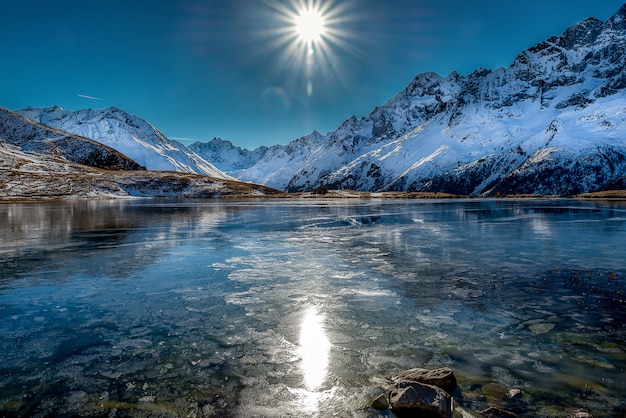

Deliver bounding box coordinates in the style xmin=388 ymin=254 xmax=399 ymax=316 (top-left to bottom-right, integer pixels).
xmin=0 ymin=107 xmax=281 ymax=199
xmin=17 ymin=106 xmax=232 ymax=180
xmin=188 ymin=137 xmax=271 ymax=175
xmin=205 ymin=3 xmax=626 ymax=195
xmin=7 ymin=3 xmax=626 ymax=197
xmin=0 ymin=106 xmax=143 ymax=171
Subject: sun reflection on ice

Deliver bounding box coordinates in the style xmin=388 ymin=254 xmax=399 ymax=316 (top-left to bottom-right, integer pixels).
xmin=298 ymin=306 xmax=330 ymax=390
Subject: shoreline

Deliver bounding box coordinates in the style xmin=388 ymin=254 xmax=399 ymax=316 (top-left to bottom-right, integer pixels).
xmin=1 ymin=189 xmax=626 ymax=203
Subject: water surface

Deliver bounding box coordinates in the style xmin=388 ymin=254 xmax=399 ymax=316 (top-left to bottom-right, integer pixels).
xmin=0 ymin=199 xmax=625 ymax=417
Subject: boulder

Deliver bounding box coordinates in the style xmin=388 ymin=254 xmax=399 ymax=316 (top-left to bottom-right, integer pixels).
xmin=390 ymin=382 xmax=452 ymax=418
xmin=392 ymin=367 xmax=458 ymax=394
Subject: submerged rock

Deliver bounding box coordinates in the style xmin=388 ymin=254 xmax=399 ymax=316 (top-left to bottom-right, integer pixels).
xmin=390 ymin=382 xmax=453 ymax=418
xmin=528 ymin=322 xmax=556 ymax=334
xmin=564 ymin=408 xmax=593 ymax=418
xmin=482 ymin=382 xmax=525 ymax=411
xmin=479 ymin=406 xmax=518 ymax=418
xmin=452 ymin=402 xmax=483 ymax=418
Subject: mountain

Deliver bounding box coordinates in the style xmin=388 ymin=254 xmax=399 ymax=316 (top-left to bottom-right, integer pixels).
xmin=228 ymin=4 xmax=626 ymax=195
xmin=233 ymin=131 xmax=326 ymax=189
xmin=17 ymin=106 xmax=231 ymax=180
xmin=0 ymin=107 xmax=281 ymax=199
xmin=0 ymin=106 xmax=142 ymax=170
xmin=190 ymin=132 xmax=327 ymax=190
xmin=188 ymin=138 xmax=270 ymax=176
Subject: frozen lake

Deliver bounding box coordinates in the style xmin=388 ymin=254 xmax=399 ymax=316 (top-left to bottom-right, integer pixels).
xmin=0 ymin=198 xmax=625 ymax=417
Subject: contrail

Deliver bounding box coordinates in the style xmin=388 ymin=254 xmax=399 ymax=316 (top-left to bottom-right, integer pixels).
xmin=77 ymin=93 xmax=104 ymax=101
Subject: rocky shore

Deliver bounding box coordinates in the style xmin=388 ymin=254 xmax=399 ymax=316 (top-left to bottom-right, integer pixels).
xmin=370 ymin=367 xmax=594 ymax=418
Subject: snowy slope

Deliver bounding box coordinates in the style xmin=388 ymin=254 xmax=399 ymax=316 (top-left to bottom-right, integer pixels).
xmin=0 ymin=106 xmax=142 ymax=170
xmin=17 ymin=106 xmax=232 ymax=179
xmin=236 ymin=131 xmax=326 ymax=190
xmin=0 ymin=107 xmax=280 ymax=199
xmin=232 ymin=3 xmax=626 ymax=195
xmin=188 ymin=133 xmax=327 ymax=190
xmin=189 ymin=138 xmax=270 ymax=176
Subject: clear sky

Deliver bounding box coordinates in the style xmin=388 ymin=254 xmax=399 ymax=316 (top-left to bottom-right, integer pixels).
xmin=1 ymin=0 xmax=624 ymax=149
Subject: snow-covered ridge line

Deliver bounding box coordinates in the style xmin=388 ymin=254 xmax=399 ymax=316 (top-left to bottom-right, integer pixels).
xmin=0 ymin=106 xmax=143 ymax=171
xmin=9 ymin=3 xmax=626 ymax=196
xmin=197 ymin=3 xmax=626 ymax=196
xmin=0 ymin=107 xmax=281 ymax=199
xmin=16 ymin=106 xmax=232 ymax=180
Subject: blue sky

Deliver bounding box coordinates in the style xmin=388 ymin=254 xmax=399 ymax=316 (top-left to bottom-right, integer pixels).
xmin=1 ymin=0 xmax=624 ymax=149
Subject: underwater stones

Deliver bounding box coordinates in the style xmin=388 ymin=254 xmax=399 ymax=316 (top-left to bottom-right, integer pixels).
xmin=564 ymin=408 xmax=593 ymax=418
xmin=506 ymin=389 xmax=522 ymax=399
xmin=390 ymin=383 xmax=453 ymax=418
xmin=482 ymin=383 xmax=523 ymax=404
xmin=517 ymin=317 xmax=560 ymax=335
xmin=479 ymin=406 xmax=518 ymax=418
xmin=481 ymin=383 xmax=525 ymax=415
xmin=528 ymin=322 xmax=556 ymax=335
xmin=392 ymin=367 xmax=458 ymax=394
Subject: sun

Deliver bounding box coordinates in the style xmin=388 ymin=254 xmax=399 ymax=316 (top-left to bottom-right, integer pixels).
xmin=294 ymin=7 xmax=326 ymax=43
xmin=257 ymin=0 xmax=359 ymax=98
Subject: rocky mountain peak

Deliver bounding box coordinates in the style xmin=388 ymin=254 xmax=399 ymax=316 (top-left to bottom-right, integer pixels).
xmin=605 ymin=3 xmax=626 ymax=30
xmin=404 ymin=72 xmax=447 ymax=98
xmin=235 ymin=3 xmax=626 ymax=195
xmin=367 ymin=3 xmax=626 ymax=136
xmin=557 ymin=17 xmax=603 ymax=49
xmin=206 ymin=137 xmax=233 ymax=148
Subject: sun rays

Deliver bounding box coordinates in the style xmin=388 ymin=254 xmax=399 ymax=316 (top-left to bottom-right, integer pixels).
xmin=259 ymin=0 xmax=358 ymax=99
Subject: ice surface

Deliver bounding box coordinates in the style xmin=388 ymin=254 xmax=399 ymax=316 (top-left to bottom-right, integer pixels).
xmin=0 ymin=199 xmax=625 ymax=416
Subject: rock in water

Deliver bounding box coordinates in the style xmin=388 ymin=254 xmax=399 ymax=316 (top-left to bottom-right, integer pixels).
xmin=392 ymin=367 xmax=458 ymax=394
xmin=390 ymin=382 xmax=452 ymax=418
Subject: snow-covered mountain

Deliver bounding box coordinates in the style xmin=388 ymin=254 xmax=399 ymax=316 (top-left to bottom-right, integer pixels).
xmin=0 ymin=107 xmax=280 ymax=199
xmin=224 ymin=3 xmax=626 ymax=195
xmin=194 ymin=131 xmax=326 ymax=189
xmin=189 ymin=138 xmax=270 ymax=176
xmin=17 ymin=106 xmax=231 ymax=180
xmin=0 ymin=106 xmax=142 ymax=171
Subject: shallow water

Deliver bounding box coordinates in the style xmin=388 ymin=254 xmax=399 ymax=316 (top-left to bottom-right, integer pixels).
xmin=0 ymin=198 xmax=625 ymax=417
